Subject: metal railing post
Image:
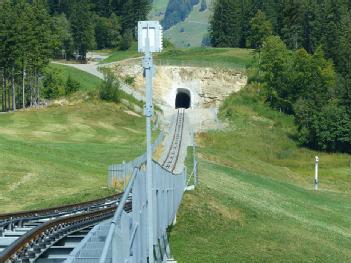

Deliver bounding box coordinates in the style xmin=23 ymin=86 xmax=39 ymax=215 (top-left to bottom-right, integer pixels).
xmin=193 ymin=132 xmax=198 ymax=186
xmin=123 ymin=161 xmax=126 ymax=191
xmin=99 ymin=169 xmax=138 ymax=263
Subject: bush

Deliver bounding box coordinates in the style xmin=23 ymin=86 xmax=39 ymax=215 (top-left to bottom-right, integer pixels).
xmin=65 ymin=75 xmax=80 ymax=95
xmin=124 ymin=76 xmax=135 ymax=86
xmin=163 ymin=38 xmax=175 ymax=49
xmin=120 ymin=30 xmax=133 ymax=50
xmin=99 ymin=71 xmax=121 ymax=103
xmin=42 ymin=69 xmax=65 ymax=99
xmin=295 ymin=100 xmax=351 ymax=153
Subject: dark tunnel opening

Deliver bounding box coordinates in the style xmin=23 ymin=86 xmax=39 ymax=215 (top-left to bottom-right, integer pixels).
xmin=175 ymin=89 xmax=191 ymax=109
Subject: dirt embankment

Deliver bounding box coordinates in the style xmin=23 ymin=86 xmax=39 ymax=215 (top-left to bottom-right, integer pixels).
xmin=111 ymin=64 xmax=247 ymax=108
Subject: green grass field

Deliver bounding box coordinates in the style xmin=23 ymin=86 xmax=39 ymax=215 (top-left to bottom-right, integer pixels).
xmin=0 ymin=102 xmax=149 ymax=212
xmin=101 ymin=43 xmax=141 ymax=64
xmin=170 ymin=87 xmax=351 ymax=262
xmin=101 ymin=45 xmax=253 ymax=69
xmin=155 ymin=47 xmax=253 ymax=69
xmin=0 ymin=63 xmax=154 ymax=213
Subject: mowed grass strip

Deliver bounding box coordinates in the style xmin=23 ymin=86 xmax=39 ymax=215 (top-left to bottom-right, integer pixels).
xmin=155 ymin=48 xmax=253 ymax=69
xmin=0 ymin=102 xmax=150 ymax=212
xmin=170 ymin=88 xmax=351 ymax=262
xmin=171 ymin=163 xmax=351 ymax=262
xmin=101 ymin=46 xmax=253 ymax=69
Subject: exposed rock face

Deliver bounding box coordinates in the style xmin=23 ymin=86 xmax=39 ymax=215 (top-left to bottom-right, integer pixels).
xmin=111 ymin=64 xmax=247 ymax=108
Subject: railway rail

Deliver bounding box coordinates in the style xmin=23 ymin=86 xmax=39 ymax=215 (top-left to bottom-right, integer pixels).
xmin=162 ymin=108 xmax=185 ymax=172
xmin=0 ymin=194 xmax=121 ymax=224
xmin=0 ymin=194 xmax=125 ymax=263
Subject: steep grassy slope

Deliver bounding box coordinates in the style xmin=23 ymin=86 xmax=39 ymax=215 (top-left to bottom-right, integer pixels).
xmin=0 ymin=63 xmax=152 ymax=213
xmin=150 ymin=0 xmax=169 ymax=20
xmin=150 ymin=0 xmax=212 ymax=47
xmin=0 ymin=102 xmax=148 ymax=212
xmin=164 ymin=1 xmax=212 ymax=48
xmin=170 ymin=88 xmax=351 ymax=262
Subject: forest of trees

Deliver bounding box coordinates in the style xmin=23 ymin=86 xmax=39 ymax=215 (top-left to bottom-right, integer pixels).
xmin=210 ymin=0 xmax=351 ymax=152
xmin=0 ymin=0 xmax=150 ymax=112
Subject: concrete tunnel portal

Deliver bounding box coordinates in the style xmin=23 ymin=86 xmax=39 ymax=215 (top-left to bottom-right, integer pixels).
xmin=175 ymin=88 xmax=191 ymax=109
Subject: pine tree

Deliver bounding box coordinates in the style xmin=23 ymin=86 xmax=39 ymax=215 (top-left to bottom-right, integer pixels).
xmin=1 ymin=0 xmax=17 ymax=111
xmin=70 ymin=0 xmax=96 ymax=61
xmin=210 ymin=0 xmax=242 ymax=47
xmin=133 ymin=0 xmax=151 ymax=23
xmin=95 ymin=14 xmax=121 ymax=49
xmin=322 ymin=0 xmax=351 ymax=72
xmin=259 ymin=36 xmax=291 ymax=112
xmin=280 ymin=0 xmax=304 ymax=49
xmin=120 ymin=0 xmax=134 ymax=33
xmin=51 ymin=13 xmax=74 ymax=59
xmin=248 ymin=10 xmax=273 ymax=49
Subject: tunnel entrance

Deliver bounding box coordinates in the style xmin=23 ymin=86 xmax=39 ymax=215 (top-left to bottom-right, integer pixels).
xmin=175 ymin=89 xmax=191 ymax=109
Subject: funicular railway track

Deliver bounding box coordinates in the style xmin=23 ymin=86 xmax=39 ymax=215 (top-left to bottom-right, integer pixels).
xmin=162 ymin=108 xmax=185 ymax=172
xmin=0 ymin=194 xmax=129 ymax=263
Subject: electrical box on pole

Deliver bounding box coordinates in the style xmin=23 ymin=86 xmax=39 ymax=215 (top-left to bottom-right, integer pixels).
xmin=138 ymin=21 xmax=163 ymax=53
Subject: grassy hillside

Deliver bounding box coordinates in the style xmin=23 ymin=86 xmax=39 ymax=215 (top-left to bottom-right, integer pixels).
xmin=0 ymin=64 xmax=153 ymax=213
xmin=164 ymin=1 xmax=212 ymax=48
xmin=150 ymin=0 xmax=169 ymax=20
xmin=156 ymin=48 xmax=253 ymax=69
xmin=102 ymin=46 xmax=253 ymax=69
xmin=101 ymin=43 xmax=141 ymax=64
xmin=0 ymin=102 xmax=148 ymax=213
xmin=49 ymin=63 xmax=102 ymax=91
xmin=150 ymin=0 xmax=212 ymax=48
xmin=170 ymin=87 xmax=351 ymax=261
